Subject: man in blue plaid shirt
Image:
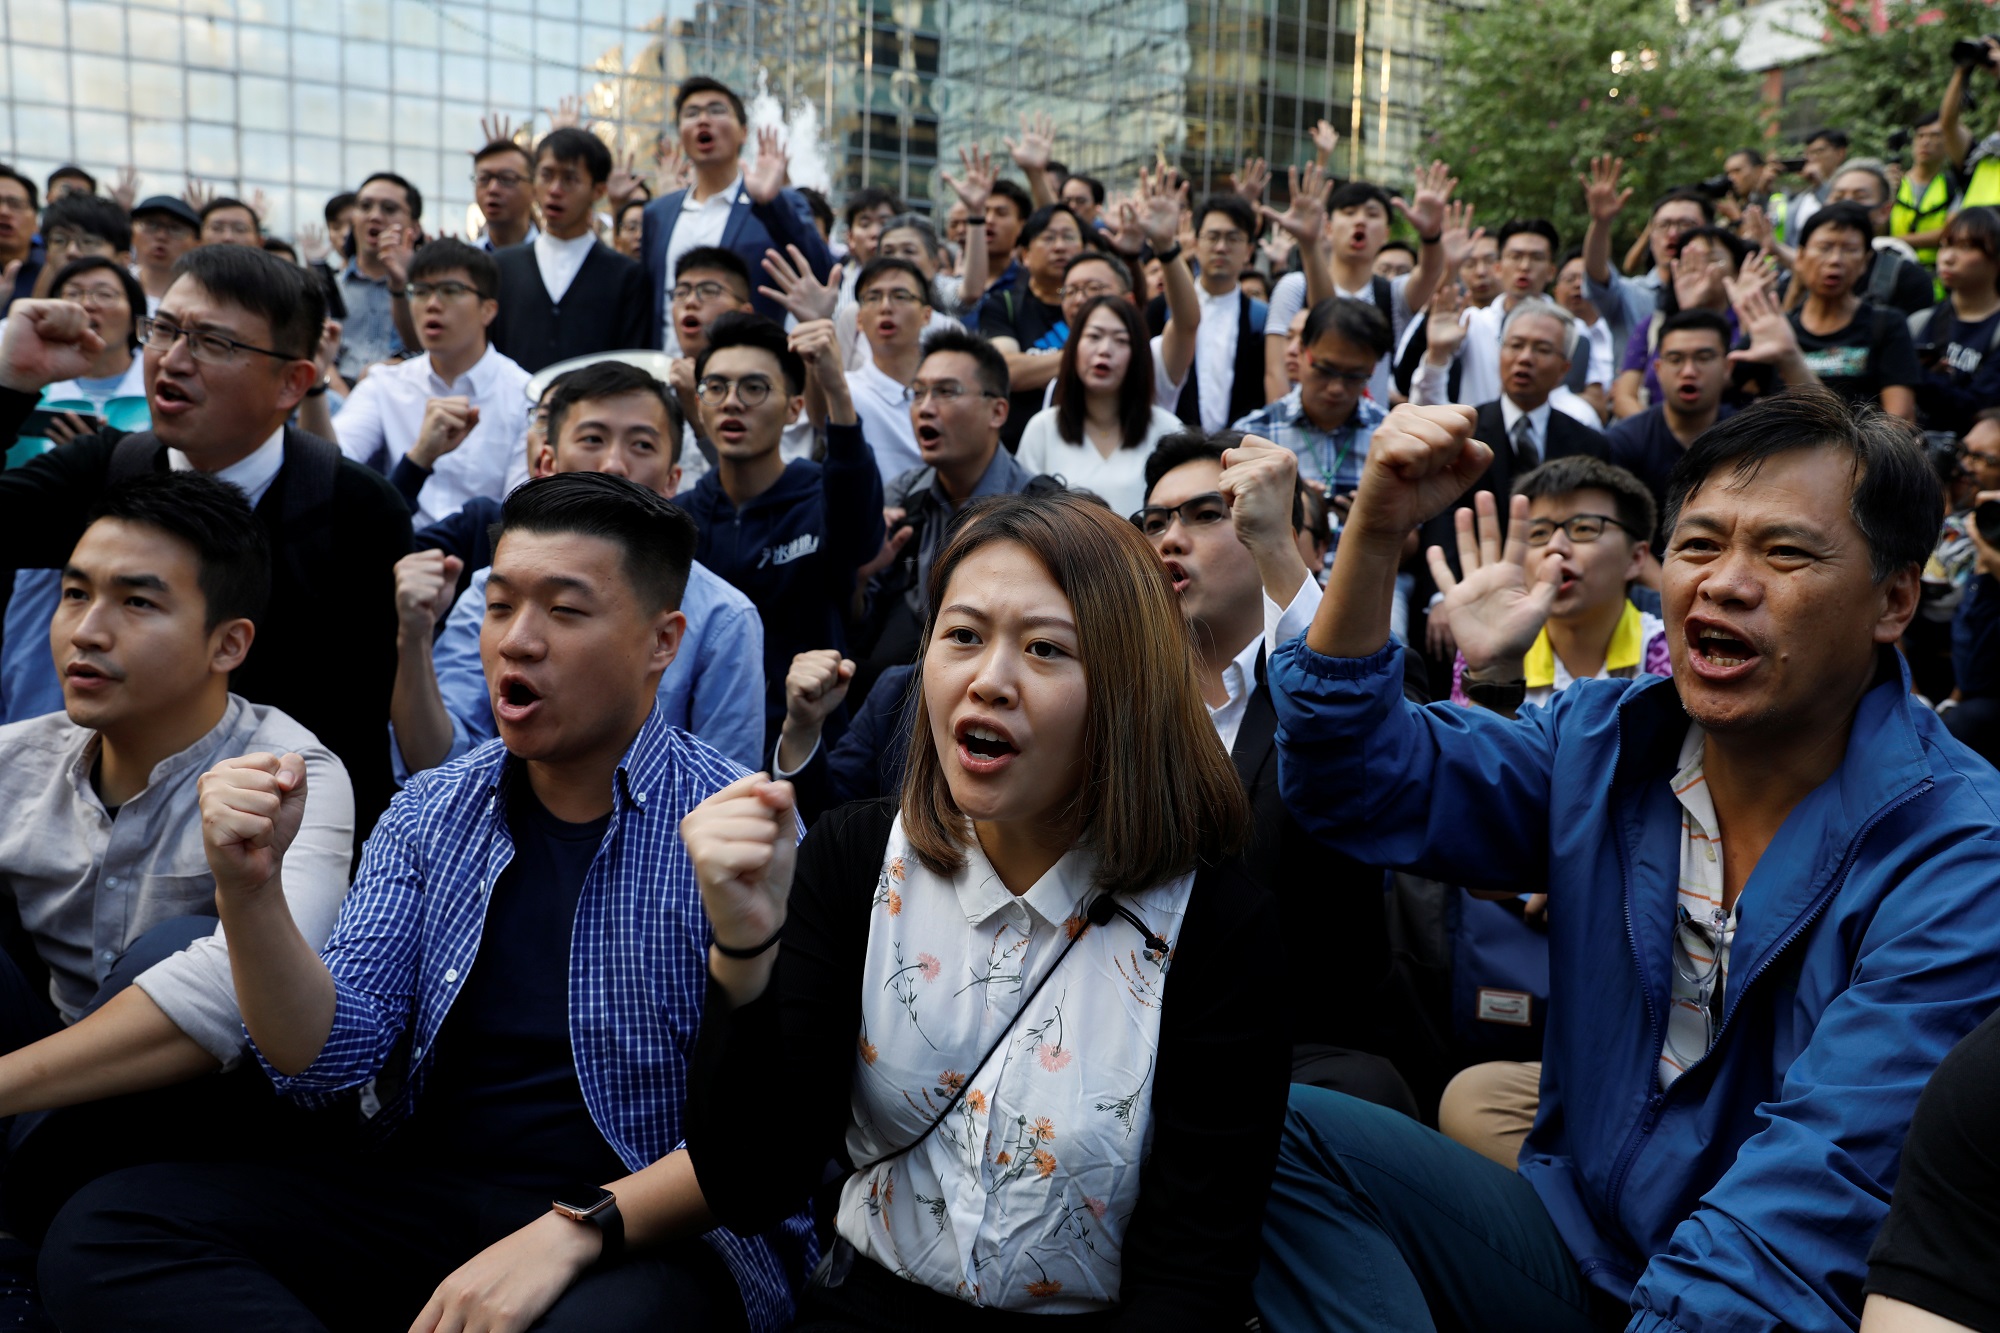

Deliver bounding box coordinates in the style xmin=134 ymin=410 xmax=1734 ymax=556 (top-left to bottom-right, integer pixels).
xmin=41 ymin=472 xmax=812 ymax=1333
xmin=1233 ymin=297 xmax=1395 ymax=505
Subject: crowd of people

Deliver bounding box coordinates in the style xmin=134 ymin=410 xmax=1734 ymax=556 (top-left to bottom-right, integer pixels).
xmin=0 ymin=45 xmax=1998 ymax=1333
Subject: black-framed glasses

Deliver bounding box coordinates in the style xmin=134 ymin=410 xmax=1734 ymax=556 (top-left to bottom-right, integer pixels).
xmin=1523 ymin=513 xmax=1634 ymax=546
xmin=473 ymin=170 xmax=528 ymax=189
xmin=137 ymin=315 xmax=292 ymax=365
xmin=696 ymin=374 xmax=774 ymax=407
xmin=1058 ymin=280 xmax=1120 ymax=301
xmin=671 ymin=280 xmax=734 ymax=303
xmin=858 ymin=288 xmax=927 ymax=309
xmin=406 ymin=280 xmax=482 ymax=301
xmin=1304 ymin=360 xmax=1373 ymax=388
xmin=1131 ymin=491 xmax=1230 ymax=537
xmin=908 ymin=380 xmax=1001 ymax=405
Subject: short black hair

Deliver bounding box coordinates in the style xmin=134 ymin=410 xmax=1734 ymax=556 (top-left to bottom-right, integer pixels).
xmin=855 ymin=255 xmax=931 ymax=303
xmin=1915 ymin=110 xmax=1942 ymax=130
xmin=696 ymin=312 xmax=805 ymax=396
xmin=545 ymin=360 xmax=683 ymax=463
xmin=1798 ymin=200 xmax=1877 ymax=247
xmin=1656 ymin=307 xmax=1732 ymax=353
xmin=200 ymin=197 xmax=260 ymax=231
xmin=674 ymin=75 xmax=746 ymax=124
xmin=1672 ymin=223 xmax=1749 ymax=269
xmin=43 ymin=193 xmax=131 ymax=252
xmin=988 ymin=179 xmax=1034 ymax=222
xmin=48 ymin=164 xmax=96 ymax=193
xmin=1378 ymin=239 xmax=1418 ymax=261
xmin=1497 ymin=217 xmax=1562 ymax=257
xmin=1806 ymin=127 xmax=1850 ymax=151
xmin=262 ymin=237 xmax=298 ymax=262
xmin=1513 ymin=456 xmax=1657 ymax=553
xmin=170 ymin=244 xmax=325 ymax=361
xmin=0 ymin=164 xmax=38 ymax=211
xmin=919 ymin=326 xmax=1010 ymax=398
xmin=86 ymin=471 xmax=270 ymax=631
xmin=497 ymin=471 xmax=698 ymax=613
xmin=1193 ymin=193 xmax=1258 ymax=241
xmin=674 ymin=244 xmax=753 ymax=296
xmin=1328 ymin=181 xmax=1394 ymax=216
xmin=1063 ymin=174 xmax=1106 ymax=206
xmin=1303 ymin=296 xmax=1392 ymax=359
xmin=323 ymin=191 xmax=357 ymax=226
xmin=616 ymin=197 xmax=647 ymax=230
xmin=844 ymin=186 xmax=902 ymax=228
xmin=49 ymin=256 xmax=148 ymax=349
xmin=1017 ymin=203 xmax=1085 ymax=252
xmin=474 ymin=138 xmax=534 ymax=171
xmin=357 ymin=171 xmax=423 ymax=222
xmin=1063 ymin=249 xmax=1136 ymax=292
xmin=1144 ymin=429 xmax=1309 ymax=530
xmin=1663 ymin=387 xmax=1940 ymax=582
xmin=408 ymin=237 xmax=499 ymax=300
xmin=536 ymin=128 xmax=612 ymax=185
xmin=1728 ymin=147 xmax=1766 ymax=167
xmin=799 ymin=187 xmax=835 ymax=233
xmin=1651 ymin=187 xmax=1716 ymax=223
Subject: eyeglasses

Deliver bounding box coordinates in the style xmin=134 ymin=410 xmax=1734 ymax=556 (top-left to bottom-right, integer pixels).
xmin=909 ymin=380 xmax=1001 ymax=405
xmin=1965 ymin=448 xmax=2000 ymax=468
xmin=1658 ymin=349 xmax=1723 ymax=370
xmin=137 ymin=315 xmax=292 ymax=365
xmin=1523 ymin=513 xmax=1634 ymax=546
xmin=473 ymin=170 xmax=528 ymax=189
xmin=1131 ymin=491 xmax=1230 ymax=538
xmin=1653 ymin=216 xmax=1703 ymax=235
xmin=679 ymin=99 xmax=737 ymax=124
xmin=858 ymin=288 xmax=927 ymax=309
xmin=696 ymin=374 xmax=774 ymax=407
xmin=1664 ymin=904 xmax=1729 ymax=1067
xmin=1059 ymin=280 xmax=1120 ymax=301
xmin=406 ymin=280 xmax=482 ymax=301
xmin=536 ymin=166 xmax=590 ymax=189
xmin=1198 ymin=229 xmax=1249 ymax=247
xmin=0 ymin=194 xmax=32 ymax=212
xmin=60 ymin=285 xmax=128 ymax=309
xmin=354 ymin=198 xmax=408 ymax=217
xmin=1304 ymin=360 xmax=1373 ymax=387
xmin=1499 ymin=249 xmax=1549 ymax=268
xmin=671 ymin=280 xmax=735 ymax=303
xmin=133 ymin=217 xmax=195 ymax=238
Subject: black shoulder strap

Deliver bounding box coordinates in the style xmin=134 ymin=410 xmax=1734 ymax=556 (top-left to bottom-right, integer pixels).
xmin=1372 ymin=274 xmax=1395 ymax=321
xmin=107 ymin=430 xmax=165 ymax=483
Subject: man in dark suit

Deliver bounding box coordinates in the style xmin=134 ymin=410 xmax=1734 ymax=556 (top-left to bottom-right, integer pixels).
xmin=488 ymin=128 xmax=652 ymax=373
xmin=1137 ymin=429 xmax=1422 ymax=1116
xmin=642 ymin=76 xmax=834 ymax=355
xmin=0 ymin=244 xmax=412 ymax=830
xmin=1411 ymin=295 xmax=1607 ymax=657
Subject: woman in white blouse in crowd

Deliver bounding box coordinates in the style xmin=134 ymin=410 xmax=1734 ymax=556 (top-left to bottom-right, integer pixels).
xmin=682 ymin=492 xmax=1285 ymax=1330
xmin=1014 ymin=297 xmax=1185 ymax=519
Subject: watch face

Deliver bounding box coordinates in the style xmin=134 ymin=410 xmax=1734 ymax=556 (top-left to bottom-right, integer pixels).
xmin=553 ymin=1186 xmax=616 ymax=1217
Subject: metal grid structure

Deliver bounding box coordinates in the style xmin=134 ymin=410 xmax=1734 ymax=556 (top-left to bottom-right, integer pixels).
xmin=0 ymin=0 xmax=1443 ymax=236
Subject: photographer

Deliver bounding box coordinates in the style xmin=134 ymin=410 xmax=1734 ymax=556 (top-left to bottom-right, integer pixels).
xmin=1892 ymin=113 xmax=1962 ymax=267
xmin=1942 ymin=36 xmax=2000 ymax=207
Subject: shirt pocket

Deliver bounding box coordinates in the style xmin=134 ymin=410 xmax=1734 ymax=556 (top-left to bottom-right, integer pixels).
xmin=130 ymin=871 xmax=223 ymax=939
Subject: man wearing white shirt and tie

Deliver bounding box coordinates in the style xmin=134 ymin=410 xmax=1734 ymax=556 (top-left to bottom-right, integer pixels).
xmin=332 ymin=239 xmax=531 ymax=528
xmin=1432 ymin=219 xmax=1604 ymax=432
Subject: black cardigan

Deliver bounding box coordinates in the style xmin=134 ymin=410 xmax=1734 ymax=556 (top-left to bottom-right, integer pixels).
xmin=685 ymin=799 xmax=1289 ymax=1330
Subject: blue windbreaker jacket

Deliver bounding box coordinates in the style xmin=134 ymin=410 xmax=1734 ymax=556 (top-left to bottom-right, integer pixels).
xmin=1270 ymin=637 xmax=2000 ymax=1332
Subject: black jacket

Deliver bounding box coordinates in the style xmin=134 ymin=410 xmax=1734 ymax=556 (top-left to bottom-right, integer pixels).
xmin=1149 ymin=290 xmax=1268 ymax=431
xmin=0 ymin=390 xmax=414 ymax=829
xmin=487 ymin=239 xmax=653 ymax=373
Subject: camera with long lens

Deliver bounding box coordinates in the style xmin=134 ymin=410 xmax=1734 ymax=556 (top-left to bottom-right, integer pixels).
xmin=1695 ymin=174 xmax=1732 ymax=199
xmin=1952 ymin=34 xmax=2000 ymax=69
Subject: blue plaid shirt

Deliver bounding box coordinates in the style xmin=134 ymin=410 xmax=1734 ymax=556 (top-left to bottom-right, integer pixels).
xmin=254 ymin=706 xmax=812 ymax=1330
xmin=1232 ymin=390 xmax=1386 ymax=495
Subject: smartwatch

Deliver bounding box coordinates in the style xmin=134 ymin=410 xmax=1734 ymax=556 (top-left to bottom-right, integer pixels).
xmin=551 ymin=1186 xmax=625 ymax=1263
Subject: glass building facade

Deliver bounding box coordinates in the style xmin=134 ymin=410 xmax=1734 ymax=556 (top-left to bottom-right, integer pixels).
xmin=1 ymin=0 xmax=1442 ymax=238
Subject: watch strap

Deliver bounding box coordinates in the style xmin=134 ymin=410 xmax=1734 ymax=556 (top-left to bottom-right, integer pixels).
xmin=1465 ymin=676 xmax=1528 ymax=712
xmin=552 ymin=1190 xmax=624 ymax=1264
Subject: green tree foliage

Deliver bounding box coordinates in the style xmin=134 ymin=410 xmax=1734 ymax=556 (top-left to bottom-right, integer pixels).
xmin=1426 ymin=0 xmax=1765 ymax=252
xmin=1785 ymin=0 xmax=2000 ymax=157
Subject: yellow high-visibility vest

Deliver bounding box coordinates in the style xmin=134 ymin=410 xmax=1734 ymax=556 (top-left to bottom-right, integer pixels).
xmin=1893 ymin=171 xmax=1953 ymax=266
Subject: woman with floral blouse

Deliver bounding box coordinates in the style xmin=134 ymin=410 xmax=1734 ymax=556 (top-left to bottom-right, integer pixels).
xmin=682 ymin=491 xmax=1287 ymax=1329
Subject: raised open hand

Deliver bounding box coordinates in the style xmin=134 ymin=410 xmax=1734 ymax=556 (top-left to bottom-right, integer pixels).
xmin=758 ymin=244 xmax=841 ymax=323
xmin=1394 ymin=160 xmax=1457 ymax=240
xmin=1136 ymin=165 xmax=1189 ymax=251
xmin=479 ymin=112 xmax=518 ymax=147
xmin=182 ymin=176 xmax=216 ymax=211
xmin=607 ymin=151 xmax=649 ymax=211
xmin=1725 ymin=270 xmax=1801 ymax=370
xmin=1258 ymin=163 xmax=1329 ymax=248
xmin=298 ymin=222 xmax=333 ymax=265
xmin=744 ymin=125 xmax=789 ymax=205
xmin=110 ymin=166 xmax=140 ymax=211
xmin=1310 ymin=119 xmax=1341 ymax=163
xmin=1423 ymin=282 xmax=1469 ymax=362
xmin=1440 ymin=199 xmax=1483 ymax=271
xmin=1427 ymin=491 xmax=1562 ymax=675
xmin=1228 ymin=156 xmax=1272 ymax=204
xmin=654 ymin=134 xmax=693 ymax=191
xmin=1004 ymin=113 xmax=1056 ymax=173
xmin=940 ymin=144 xmax=996 ymax=215
xmin=545 ymin=94 xmax=584 ymax=130
xmin=1579 ymin=154 xmax=1633 ymax=225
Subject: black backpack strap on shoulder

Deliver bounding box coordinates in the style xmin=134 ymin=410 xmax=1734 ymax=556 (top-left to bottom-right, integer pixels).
xmin=106 ymin=430 xmax=165 ymax=484
xmin=1372 ymin=274 xmax=1395 ymax=322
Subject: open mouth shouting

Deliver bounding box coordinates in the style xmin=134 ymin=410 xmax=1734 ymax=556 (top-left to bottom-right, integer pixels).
xmin=916 ymin=421 xmax=943 ymax=451
xmin=151 ymin=377 xmax=198 ymax=417
xmin=1162 ymin=558 xmax=1191 ymax=596
xmin=953 ymin=715 xmax=1019 ymax=774
xmin=494 ymin=672 xmax=546 ymax=724
xmin=713 ymin=414 xmax=748 ymax=448
xmin=1685 ymin=617 xmax=1761 ymax=681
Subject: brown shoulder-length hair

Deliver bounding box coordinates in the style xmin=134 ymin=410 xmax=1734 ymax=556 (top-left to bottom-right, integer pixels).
xmin=1053 ymin=294 xmax=1157 ymax=451
xmin=899 ymin=491 xmax=1249 ymax=894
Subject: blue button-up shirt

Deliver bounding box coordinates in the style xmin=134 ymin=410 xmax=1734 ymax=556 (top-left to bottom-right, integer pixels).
xmin=257 ymin=708 xmax=812 ymax=1330
xmin=393 ymin=561 xmax=766 ymax=782
xmin=335 ymin=260 xmax=405 ymax=382
xmin=1232 ymin=389 xmax=1385 ymax=495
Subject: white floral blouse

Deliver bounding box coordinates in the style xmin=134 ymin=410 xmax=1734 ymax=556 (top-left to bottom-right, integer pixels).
xmin=837 ymin=814 xmax=1196 ymax=1312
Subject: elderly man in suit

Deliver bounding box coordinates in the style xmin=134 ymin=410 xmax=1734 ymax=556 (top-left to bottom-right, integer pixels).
xmin=643 ymin=77 xmax=835 ymax=356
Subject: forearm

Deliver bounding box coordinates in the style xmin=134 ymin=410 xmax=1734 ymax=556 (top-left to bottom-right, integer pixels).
xmin=1001 ymin=349 xmax=1060 ymax=393
xmin=776 ymin=719 xmax=824 ymax=775
xmin=1159 ymin=258 xmax=1200 ymax=383
xmin=1770 ymin=349 xmax=1819 ymax=389
xmin=391 ymin=295 xmax=418 ymax=353
xmin=819 ymin=380 xmax=856 ymax=428
xmin=390 ymin=630 xmax=455 ymax=774
xmin=606 ymin=1149 xmax=716 ymax=1249
xmin=959 ymin=222 xmax=989 ymax=302
xmin=1024 ymin=165 xmax=1056 ymax=209
xmin=1307 ymin=527 xmax=1404 ymax=659
xmin=1403 ymin=240 xmax=1445 ymax=316
xmin=1299 ymin=237 xmax=1334 ymax=309
xmin=296 ymin=390 xmax=335 ymax=441
xmin=1263 ymin=335 xmax=1290 ymax=403
xmin=1942 ymin=67 xmax=1972 ymax=164
xmin=1584 ymin=212 xmax=1615 ymax=284
xmin=1247 ymin=534 xmax=1310 ymax=612
xmin=0 ymin=988 xmax=218 ymax=1118
xmin=220 ymin=877 xmax=338 ymax=1076
xmin=1612 ymin=370 xmax=1646 ymax=418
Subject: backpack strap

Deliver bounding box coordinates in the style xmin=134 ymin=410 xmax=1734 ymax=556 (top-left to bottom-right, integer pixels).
xmin=1371 ymin=274 xmax=1395 ymax=324
xmin=1866 ymin=250 xmax=1901 ymax=306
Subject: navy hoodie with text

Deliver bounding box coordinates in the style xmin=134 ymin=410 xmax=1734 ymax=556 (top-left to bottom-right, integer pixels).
xmin=680 ymin=419 xmax=884 ymax=746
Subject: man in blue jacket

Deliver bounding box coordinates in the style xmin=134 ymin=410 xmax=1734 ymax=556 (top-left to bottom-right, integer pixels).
xmin=679 ymin=313 xmax=884 ymax=751
xmin=643 ymin=76 xmax=834 ymax=355
xmin=1256 ymin=388 xmax=2000 ymax=1332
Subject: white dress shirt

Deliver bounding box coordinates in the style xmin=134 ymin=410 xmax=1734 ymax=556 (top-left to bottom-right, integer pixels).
xmin=1039 ymin=334 xmax=1185 ymax=413
xmin=1412 ymin=302 xmax=1603 ymax=432
xmin=533 ymin=229 xmax=597 ymax=305
xmin=849 ymin=358 xmax=924 ymax=481
xmin=1013 ymin=404 xmax=1183 ymax=520
xmin=1499 ymin=394 xmax=1555 ymax=464
xmin=332 ymin=343 xmax=534 ymax=527
xmin=662 ymin=176 xmax=744 ymax=354
xmin=1193 ymin=284 xmax=1244 ymax=432
xmin=1207 ymin=578 xmax=1322 ymax=753
xmin=170 ymin=426 xmax=286 ymax=506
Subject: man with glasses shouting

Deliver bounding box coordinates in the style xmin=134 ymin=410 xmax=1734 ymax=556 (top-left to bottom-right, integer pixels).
xmin=0 ymin=243 xmax=413 ymax=830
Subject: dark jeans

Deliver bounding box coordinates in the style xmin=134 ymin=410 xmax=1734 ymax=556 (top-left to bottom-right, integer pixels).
xmin=1255 ymin=1086 xmax=1622 ymax=1333
xmin=40 ymin=1155 xmax=751 ymax=1333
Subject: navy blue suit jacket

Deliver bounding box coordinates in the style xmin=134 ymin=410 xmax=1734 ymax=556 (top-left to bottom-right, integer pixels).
xmin=641 ymin=185 xmax=835 ymax=344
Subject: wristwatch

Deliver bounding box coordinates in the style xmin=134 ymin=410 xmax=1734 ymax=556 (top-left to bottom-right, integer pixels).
xmin=1465 ymin=674 xmax=1528 ymax=713
xmin=551 ymin=1186 xmax=625 ymax=1263
xmin=1152 ymin=241 xmax=1183 ymax=264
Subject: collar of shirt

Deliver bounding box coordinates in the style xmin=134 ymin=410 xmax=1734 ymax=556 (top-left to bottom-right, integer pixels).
xmin=1198 ymin=284 xmax=1242 ymax=315
xmin=690 ymin=174 xmax=744 ymax=210
xmin=851 ymin=357 xmax=910 ymax=407
xmin=533 ymin=230 xmax=598 ymax=304
xmin=62 ymin=694 xmax=250 ymax=810
xmin=929 ymin=444 xmax=1032 ymax=510
xmin=951 ymin=835 xmax=1098 ymax=932
xmin=1500 ymin=394 xmax=1552 ymax=444
xmin=424 ymin=342 xmax=506 ymax=397
xmin=169 ymin=425 xmax=285 ymax=507
xmin=340 ymin=259 xmax=391 ymax=288
xmin=480 ymin=223 xmax=540 ymax=252
xmin=1206 ymin=625 xmax=1266 ymax=745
